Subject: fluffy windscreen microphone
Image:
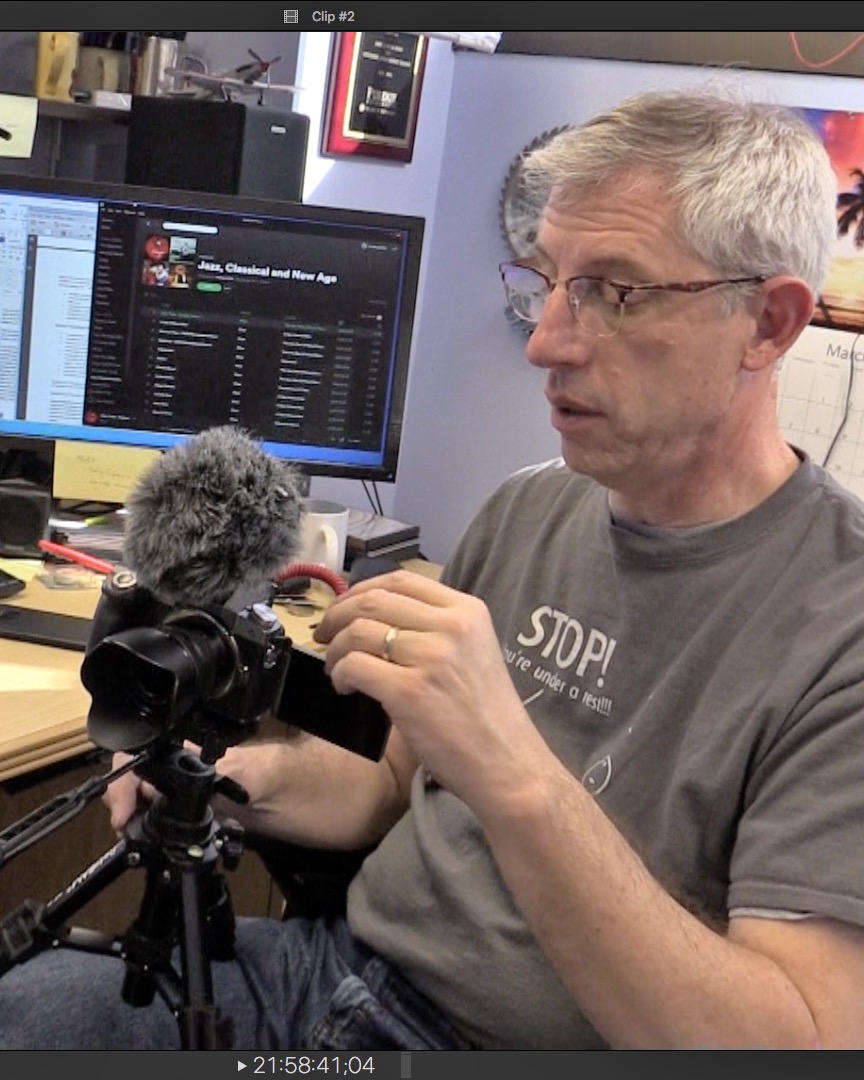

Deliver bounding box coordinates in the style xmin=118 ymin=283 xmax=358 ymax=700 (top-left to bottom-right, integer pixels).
xmin=122 ymin=426 xmax=302 ymax=606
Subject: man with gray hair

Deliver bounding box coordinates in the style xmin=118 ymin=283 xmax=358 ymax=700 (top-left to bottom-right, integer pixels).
xmin=2 ymin=90 xmax=864 ymax=1050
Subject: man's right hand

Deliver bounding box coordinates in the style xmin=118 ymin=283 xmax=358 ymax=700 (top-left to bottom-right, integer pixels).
xmin=102 ymin=751 xmax=158 ymax=834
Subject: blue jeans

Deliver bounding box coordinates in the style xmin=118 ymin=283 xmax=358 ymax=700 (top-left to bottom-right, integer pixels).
xmin=0 ymin=916 xmax=471 ymax=1050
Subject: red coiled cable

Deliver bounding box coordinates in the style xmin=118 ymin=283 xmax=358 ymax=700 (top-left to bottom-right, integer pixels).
xmin=275 ymin=561 xmax=348 ymax=596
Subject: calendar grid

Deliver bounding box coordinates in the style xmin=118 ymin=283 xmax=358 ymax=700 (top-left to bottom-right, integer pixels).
xmin=778 ymin=324 xmax=864 ymax=501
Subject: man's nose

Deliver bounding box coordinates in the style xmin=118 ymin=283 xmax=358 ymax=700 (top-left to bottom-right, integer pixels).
xmin=524 ymin=286 xmax=591 ymax=368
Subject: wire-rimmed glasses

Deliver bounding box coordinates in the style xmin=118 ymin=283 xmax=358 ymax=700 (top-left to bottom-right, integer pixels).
xmin=499 ymin=262 xmax=767 ymax=338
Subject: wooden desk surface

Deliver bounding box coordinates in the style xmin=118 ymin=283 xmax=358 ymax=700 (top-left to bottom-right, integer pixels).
xmin=0 ymin=576 xmax=93 ymax=780
xmin=0 ymin=559 xmax=438 ymax=782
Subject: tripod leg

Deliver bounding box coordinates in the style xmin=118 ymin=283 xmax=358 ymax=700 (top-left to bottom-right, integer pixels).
xmin=121 ymin=853 xmax=182 ymax=1009
xmin=0 ymin=839 xmax=130 ymax=976
xmin=118 ymin=803 xmax=236 ymax=1049
xmin=176 ymin=865 xmax=232 ymax=1050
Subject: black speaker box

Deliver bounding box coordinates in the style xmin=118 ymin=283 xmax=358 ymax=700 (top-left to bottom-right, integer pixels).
xmin=124 ymin=98 xmax=310 ymax=202
xmin=0 ymin=483 xmax=51 ymax=557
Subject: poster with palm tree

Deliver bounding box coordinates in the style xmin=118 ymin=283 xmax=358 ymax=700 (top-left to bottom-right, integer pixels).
xmin=799 ymin=107 xmax=864 ymax=332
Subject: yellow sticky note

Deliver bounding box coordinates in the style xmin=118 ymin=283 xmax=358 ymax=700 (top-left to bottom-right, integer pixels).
xmin=0 ymin=558 xmax=41 ymax=582
xmin=52 ymin=440 xmax=161 ymax=504
xmin=0 ymin=94 xmax=38 ymax=159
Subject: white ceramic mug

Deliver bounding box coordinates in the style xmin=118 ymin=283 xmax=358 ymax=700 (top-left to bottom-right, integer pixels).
xmin=299 ymin=499 xmax=350 ymax=573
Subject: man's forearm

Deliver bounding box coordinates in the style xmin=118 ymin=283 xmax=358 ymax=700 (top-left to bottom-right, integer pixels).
xmin=477 ymin=751 xmax=827 ymax=1049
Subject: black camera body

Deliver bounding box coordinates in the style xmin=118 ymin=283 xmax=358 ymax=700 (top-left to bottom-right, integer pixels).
xmin=82 ymin=570 xmax=391 ymax=762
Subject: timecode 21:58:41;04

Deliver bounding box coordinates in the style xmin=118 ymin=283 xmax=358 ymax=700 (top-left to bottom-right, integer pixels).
xmin=252 ymin=1057 xmax=376 ymax=1074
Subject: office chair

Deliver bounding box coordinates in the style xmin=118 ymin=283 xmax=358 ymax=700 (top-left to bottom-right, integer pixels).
xmin=245 ymin=833 xmax=372 ymax=918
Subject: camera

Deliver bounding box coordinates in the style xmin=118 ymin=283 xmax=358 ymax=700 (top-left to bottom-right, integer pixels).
xmin=81 ymin=570 xmax=391 ymax=762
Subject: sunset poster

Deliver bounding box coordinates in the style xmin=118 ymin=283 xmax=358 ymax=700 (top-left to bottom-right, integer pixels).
xmin=799 ymin=107 xmax=864 ymax=332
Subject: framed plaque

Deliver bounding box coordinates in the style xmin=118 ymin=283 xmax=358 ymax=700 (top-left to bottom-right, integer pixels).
xmin=322 ymin=32 xmax=428 ymax=162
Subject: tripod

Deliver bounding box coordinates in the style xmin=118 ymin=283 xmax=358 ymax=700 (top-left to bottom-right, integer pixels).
xmin=0 ymin=739 xmax=250 ymax=1049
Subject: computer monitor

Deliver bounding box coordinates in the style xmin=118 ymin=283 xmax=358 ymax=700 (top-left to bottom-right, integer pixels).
xmin=0 ymin=173 xmax=425 ymax=495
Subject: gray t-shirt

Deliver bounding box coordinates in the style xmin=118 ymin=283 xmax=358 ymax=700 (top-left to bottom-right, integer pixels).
xmin=347 ymin=455 xmax=864 ymax=1048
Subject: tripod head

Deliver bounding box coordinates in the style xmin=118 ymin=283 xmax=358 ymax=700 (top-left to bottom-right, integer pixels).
xmin=129 ymin=738 xmax=249 ymax=857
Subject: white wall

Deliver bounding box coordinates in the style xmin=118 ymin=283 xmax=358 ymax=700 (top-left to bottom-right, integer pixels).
xmin=293 ymin=33 xmax=454 ymax=520
xmin=295 ymin=36 xmax=864 ymax=563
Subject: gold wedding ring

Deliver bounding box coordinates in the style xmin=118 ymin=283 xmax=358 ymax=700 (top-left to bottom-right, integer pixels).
xmin=382 ymin=625 xmax=400 ymax=662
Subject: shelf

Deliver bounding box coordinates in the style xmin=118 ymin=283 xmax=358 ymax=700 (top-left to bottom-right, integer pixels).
xmin=38 ymin=99 xmax=130 ymax=124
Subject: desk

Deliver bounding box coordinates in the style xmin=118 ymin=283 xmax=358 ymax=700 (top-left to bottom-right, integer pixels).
xmin=0 ymin=581 xmax=95 ymax=780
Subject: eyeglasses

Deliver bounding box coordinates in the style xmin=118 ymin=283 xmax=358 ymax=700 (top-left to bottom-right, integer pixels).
xmin=499 ymin=262 xmax=767 ymax=338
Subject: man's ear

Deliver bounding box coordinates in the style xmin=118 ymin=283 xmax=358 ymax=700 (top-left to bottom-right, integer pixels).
xmin=744 ymin=276 xmax=815 ymax=372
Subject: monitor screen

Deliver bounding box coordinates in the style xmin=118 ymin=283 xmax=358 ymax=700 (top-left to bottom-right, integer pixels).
xmin=0 ymin=173 xmax=425 ymax=489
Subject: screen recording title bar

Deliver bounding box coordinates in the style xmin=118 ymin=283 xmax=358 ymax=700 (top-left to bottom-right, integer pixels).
xmin=27 ymin=3 xmax=711 ymax=31
xmin=49 ymin=5 xmax=504 ymax=32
